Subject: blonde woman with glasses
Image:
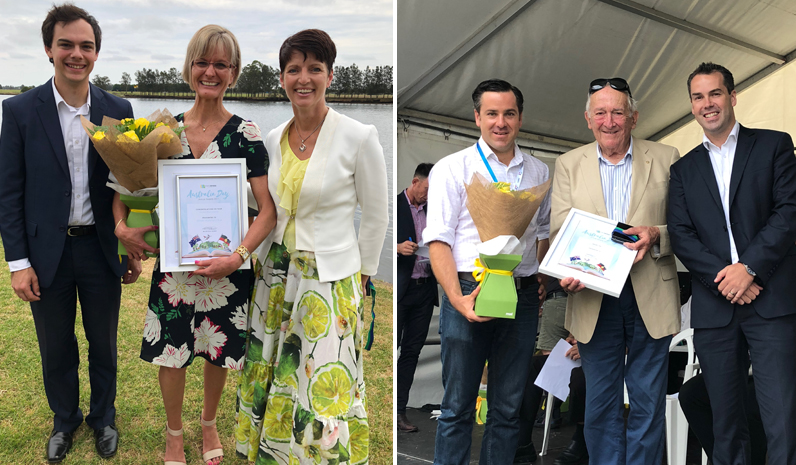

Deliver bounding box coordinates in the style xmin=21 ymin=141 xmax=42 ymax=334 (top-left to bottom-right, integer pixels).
xmin=114 ymin=25 xmax=275 ymax=465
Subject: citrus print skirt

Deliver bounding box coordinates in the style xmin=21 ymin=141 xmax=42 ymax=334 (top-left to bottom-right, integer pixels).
xmin=235 ymin=242 xmax=369 ymax=465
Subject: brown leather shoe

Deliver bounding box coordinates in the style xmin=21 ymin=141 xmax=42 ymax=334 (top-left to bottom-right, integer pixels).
xmin=397 ymin=413 xmax=418 ymax=433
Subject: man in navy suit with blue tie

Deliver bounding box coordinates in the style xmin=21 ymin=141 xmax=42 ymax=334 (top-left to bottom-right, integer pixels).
xmin=668 ymin=62 xmax=796 ymax=465
xmin=0 ymin=4 xmax=140 ymax=462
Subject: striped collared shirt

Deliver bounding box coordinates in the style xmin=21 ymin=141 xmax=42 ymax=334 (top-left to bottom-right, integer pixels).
xmin=597 ymin=138 xmax=633 ymax=222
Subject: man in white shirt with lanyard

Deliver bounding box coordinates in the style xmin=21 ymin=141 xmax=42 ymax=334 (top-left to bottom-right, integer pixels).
xmin=424 ymin=79 xmax=551 ymax=465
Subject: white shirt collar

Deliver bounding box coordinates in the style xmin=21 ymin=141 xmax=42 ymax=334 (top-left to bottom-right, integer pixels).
xmin=597 ymin=136 xmax=634 ymax=165
xmin=476 ymin=137 xmax=523 ymax=167
xmin=51 ymin=78 xmax=91 ymax=112
xmin=702 ymin=121 xmax=740 ymax=151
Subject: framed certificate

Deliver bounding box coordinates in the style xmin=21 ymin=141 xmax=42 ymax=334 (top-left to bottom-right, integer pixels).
xmin=158 ymin=159 xmax=250 ymax=272
xmin=540 ymin=208 xmax=636 ymax=297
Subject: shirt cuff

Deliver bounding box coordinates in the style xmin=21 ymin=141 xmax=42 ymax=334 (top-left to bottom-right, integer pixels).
xmin=422 ymin=224 xmax=455 ymax=248
xmin=8 ymin=258 xmax=31 ymax=272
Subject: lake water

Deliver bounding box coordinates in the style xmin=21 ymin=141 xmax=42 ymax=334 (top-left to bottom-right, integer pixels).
xmin=0 ymin=96 xmax=394 ymax=283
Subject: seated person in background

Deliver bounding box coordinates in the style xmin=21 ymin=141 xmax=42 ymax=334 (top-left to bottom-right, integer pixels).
xmin=679 ymin=372 xmax=766 ymax=465
xmin=554 ymin=337 xmax=588 ymax=465
xmin=514 ymin=278 xmax=569 ymax=463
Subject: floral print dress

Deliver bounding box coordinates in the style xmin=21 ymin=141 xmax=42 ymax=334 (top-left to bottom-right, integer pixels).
xmin=235 ymin=134 xmax=369 ymax=465
xmin=140 ymin=114 xmax=268 ymax=370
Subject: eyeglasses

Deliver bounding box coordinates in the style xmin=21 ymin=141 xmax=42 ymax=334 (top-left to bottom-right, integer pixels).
xmin=192 ymin=60 xmax=235 ymax=72
xmin=588 ymin=77 xmax=632 ymax=98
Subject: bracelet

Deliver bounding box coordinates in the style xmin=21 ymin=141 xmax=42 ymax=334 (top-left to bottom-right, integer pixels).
xmin=114 ymin=218 xmax=125 ymax=232
xmin=235 ymin=245 xmax=250 ymax=262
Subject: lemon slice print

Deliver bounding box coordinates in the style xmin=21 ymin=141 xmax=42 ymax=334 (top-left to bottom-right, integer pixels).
xmin=348 ymin=417 xmax=369 ymax=465
xmin=266 ymin=282 xmax=285 ymax=334
xmin=263 ymin=393 xmax=294 ymax=443
xmin=333 ymin=277 xmax=359 ymax=336
xmin=308 ymin=361 xmax=354 ymax=418
xmin=299 ymin=291 xmax=331 ymax=342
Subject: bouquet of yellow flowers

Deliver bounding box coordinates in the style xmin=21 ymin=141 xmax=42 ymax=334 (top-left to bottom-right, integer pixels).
xmin=81 ymin=109 xmax=186 ymax=257
xmin=81 ymin=109 xmax=184 ymax=192
xmin=464 ymin=172 xmax=551 ymax=318
xmin=465 ymin=173 xmax=551 ymax=242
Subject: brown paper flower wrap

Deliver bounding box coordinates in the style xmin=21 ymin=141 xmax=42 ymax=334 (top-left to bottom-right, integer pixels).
xmin=464 ymin=172 xmax=551 ymax=242
xmin=465 ymin=172 xmax=552 ymax=318
xmin=80 ymin=109 xmax=185 ymax=257
xmin=80 ymin=108 xmax=184 ymax=192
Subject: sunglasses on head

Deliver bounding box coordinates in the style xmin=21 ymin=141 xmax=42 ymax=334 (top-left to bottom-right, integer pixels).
xmin=589 ymin=77 xmax=632 ymax=98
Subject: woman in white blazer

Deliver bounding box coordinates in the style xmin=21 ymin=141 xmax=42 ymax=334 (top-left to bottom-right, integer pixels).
xmin=234 ymin=29 xmax=388 ymax=465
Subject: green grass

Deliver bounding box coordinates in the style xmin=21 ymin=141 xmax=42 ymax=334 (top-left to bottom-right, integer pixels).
xmin=0 ymin=252 xmax=393 ymax=464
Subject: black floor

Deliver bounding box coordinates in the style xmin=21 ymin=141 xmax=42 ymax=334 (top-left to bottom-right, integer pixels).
xmin=397 ymin=407 xmax=576 ymax=465
xmin=396 ymin=407 xmax=708 ymax=465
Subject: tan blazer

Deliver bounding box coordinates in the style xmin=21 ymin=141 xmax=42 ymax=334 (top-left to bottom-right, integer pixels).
xmin=264 ymin=108 xmax=389 ymax=283
xmin=550 ymin=139 xmax=680 ymax=343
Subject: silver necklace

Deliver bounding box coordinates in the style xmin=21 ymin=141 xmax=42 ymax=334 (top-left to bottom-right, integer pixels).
xmin=294 ymin=114 xmax=326 ymax=152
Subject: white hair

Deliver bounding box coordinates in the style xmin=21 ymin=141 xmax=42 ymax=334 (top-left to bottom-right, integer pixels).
xmin=585 ymin=92 xmax=638 ymax=115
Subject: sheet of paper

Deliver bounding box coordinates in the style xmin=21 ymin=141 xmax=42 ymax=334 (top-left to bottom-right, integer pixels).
xmin=178 ymin=175 xmax=240 ymax=263
xmin=534 ymin=338 xmax=582 ymax=401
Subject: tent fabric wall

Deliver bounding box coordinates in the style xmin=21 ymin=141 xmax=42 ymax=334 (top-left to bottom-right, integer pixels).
xmin=661 ymin=61 xmax=796 ymax=155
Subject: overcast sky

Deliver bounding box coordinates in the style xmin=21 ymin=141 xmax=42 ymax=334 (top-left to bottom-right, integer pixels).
xmin=0 ymin=0 xmax=393 ymax=86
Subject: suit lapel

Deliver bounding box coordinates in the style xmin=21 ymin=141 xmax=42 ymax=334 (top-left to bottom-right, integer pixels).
xmin=729 ymin=125 xmax=754 ymax=208
xmin=88 ymin=84 xmax=107 ymax=175
xmin=692 ymin=144 xmax=724 ymax=211
xmin=578 ymin=143 xmax=607 ymax=217
xmin=298 ymin=108 xmax=340 ymax=214
xmin=627 ymin=139 xmax=651 ymax=222
xmin=36 ymin=79 xmax=70 ymax=178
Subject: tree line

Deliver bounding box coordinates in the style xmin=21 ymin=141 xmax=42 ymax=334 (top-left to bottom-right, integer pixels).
xmin=88 ymin=63 xmax=393 ymax=95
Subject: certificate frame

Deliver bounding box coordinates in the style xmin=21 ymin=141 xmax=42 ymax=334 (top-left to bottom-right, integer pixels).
xmin=158 ymin=159 xmax=250 ymax=273
xmin=539 ymin=208 xmax=636 ymax=297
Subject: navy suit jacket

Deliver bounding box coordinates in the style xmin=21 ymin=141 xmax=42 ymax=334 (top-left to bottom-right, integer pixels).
xmin=396 ymin=190 xmax=437 ymax=304
xmin=668 ymin=125 xmax=796 ymax=329
xmin=0 ymin=80 xmax=132 ymax=288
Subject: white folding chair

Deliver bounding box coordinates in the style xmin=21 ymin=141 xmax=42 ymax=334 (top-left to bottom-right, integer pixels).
xmin=665 ymin=328 xmax=703 ymax=465
xmin=539 ymin=390 xmax=557 ymax=456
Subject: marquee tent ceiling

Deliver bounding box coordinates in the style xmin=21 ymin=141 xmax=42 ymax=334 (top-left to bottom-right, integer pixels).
xmin=398 ymin=0 xmax=796 ymax=145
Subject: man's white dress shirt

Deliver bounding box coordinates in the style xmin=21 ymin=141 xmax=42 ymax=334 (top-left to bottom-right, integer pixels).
xmin=704 ymin=121 xmax=741 ymax=264
xmin=423 ymin=137 xmax=551 ymax=277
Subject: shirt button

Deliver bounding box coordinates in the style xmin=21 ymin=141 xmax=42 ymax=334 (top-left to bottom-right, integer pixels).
xmin=76 ymin=194 xmax=81 ymax=199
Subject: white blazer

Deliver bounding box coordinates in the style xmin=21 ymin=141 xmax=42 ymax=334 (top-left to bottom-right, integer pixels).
xmin=264 ymin=108 xmax=389 ymax=283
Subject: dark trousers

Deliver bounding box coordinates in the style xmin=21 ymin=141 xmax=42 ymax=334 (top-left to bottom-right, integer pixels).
xmin=434 ymin=279 xmax=539 ymax=465
xmin=679 ymin=373 xmax=767 ymax=465
xmin=578 ymin=282 xmax=671 ymax=465
xmin=694 ymin=307 xmax=796 ymax=465
xmin=517 ymin=354 xmax=547 ymax=447
xmin=396 ymin=278 xmax=436 ymax=413
xmin=569 ymin=367 xmax=586 ymax=424
xmin=30 ymin=234 xmax=121 ymax=432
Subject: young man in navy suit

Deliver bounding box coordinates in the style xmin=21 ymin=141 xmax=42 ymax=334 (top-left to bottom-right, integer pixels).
xmin=668 ymin=62 xmax=796 ymax=465
xmin=0 ymin=4 xmax=140 ymax=462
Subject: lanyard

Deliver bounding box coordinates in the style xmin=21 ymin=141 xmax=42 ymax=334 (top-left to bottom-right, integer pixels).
xmin=475 ymin=141 xmax=524 ymax=191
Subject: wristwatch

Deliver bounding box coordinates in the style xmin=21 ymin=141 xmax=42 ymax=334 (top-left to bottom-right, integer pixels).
xmin=235 ymin=245 xmax=250 ymax=262
xmin=742 ymin=263 xmax=756 ymax=277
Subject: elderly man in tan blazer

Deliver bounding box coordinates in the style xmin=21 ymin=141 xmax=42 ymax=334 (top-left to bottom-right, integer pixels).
xmin=550 ymin=78 xmax=680 ymax=465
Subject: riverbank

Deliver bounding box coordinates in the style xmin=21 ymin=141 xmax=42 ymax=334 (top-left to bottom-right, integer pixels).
xmin=0 ymin=88 xmax=392 ymax=103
